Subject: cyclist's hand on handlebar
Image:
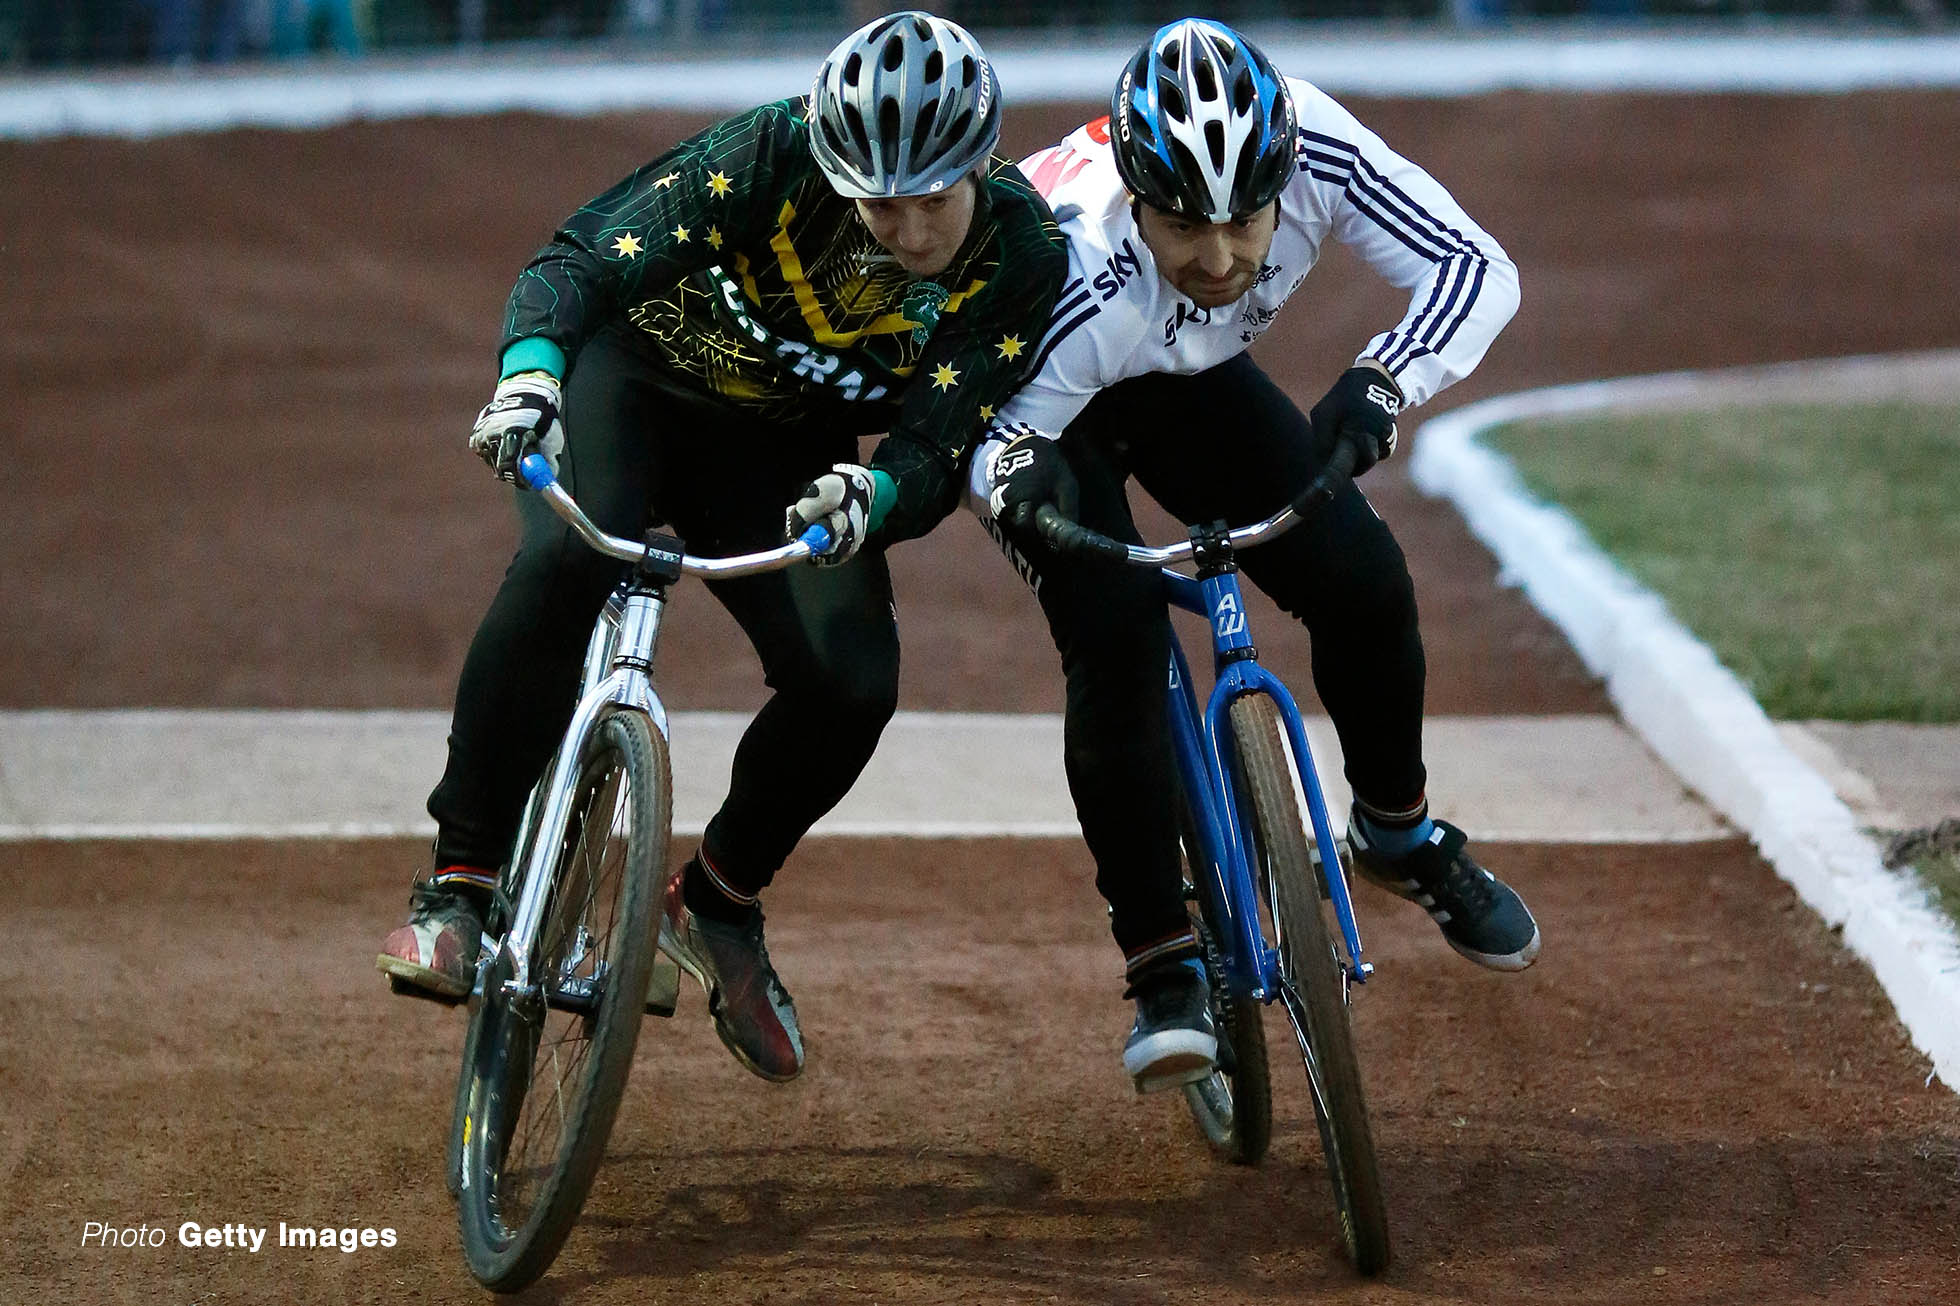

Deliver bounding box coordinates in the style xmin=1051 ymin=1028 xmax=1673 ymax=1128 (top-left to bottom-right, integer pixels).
xmin=785 ymin=462 xmax=876 ymax=565
xmin=986 ymin=431 xmax=1079 ymax=539
xmin=469 ymin=371 xmax=565 ymax=484
xmin=1309 ymin=362 xmax=1402 ymax=478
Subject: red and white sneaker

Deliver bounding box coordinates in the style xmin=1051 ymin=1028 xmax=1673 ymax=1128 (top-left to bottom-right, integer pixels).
xmin=376 ymin=882 xmax=486 ymax=1000
xmin=657 ymin=866 xmax=804 ymax=1081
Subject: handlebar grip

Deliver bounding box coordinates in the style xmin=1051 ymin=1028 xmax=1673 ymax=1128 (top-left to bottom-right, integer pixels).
xmin=1032 ymin=504 xmax=1131 ymax=563
xmin=796 ymin=521 xmax=835 ymax=556
xmin=518 ymin=453 xmax=558 ymax=491
xmin=1288 ymin=437 xmax=1358 ymax=514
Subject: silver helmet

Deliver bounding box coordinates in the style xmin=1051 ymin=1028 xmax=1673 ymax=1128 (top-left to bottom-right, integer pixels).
xmin=809 ymin=11 xmax=1001 ymax=199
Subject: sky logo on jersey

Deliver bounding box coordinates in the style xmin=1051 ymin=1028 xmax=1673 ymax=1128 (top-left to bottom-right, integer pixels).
xmin=1093 ymin=240 xmax=1143 ymax=301
xmin=1163 ymin=302 xmax=1213 ymax=346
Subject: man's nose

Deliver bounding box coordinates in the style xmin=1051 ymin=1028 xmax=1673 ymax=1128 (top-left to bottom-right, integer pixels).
xmin=1194 ymin=232 xmax=1235 ymax=277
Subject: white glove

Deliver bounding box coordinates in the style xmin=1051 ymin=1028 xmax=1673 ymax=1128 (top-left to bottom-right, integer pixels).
xmin=785 ymin=463 xmax=877 ymax=566
xmin=468 ymin=371 xmax=565 ymax=483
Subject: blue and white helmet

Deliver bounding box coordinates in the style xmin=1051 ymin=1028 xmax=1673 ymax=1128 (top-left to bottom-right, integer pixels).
xmin=809 ymin=11 xmax=1001 ymax=199
xmin=1109 ymin=19 xmax=1297 ymax=223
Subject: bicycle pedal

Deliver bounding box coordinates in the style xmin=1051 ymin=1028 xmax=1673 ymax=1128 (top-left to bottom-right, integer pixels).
xmin=386 ymin=974 xmax=468 ymax=1009
xmin=644 ymin=954 xmax=681 ymax=1018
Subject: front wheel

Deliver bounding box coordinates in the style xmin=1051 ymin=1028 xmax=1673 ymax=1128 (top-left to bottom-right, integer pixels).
xmin=455 ymin=708 xmax=671 ymax=1292
xmin=1230 ymin=694 xmax=1390 ymax=1275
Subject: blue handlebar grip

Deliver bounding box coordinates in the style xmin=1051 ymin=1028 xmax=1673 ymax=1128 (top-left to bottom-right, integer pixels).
xmin=799 ymin=522 xmax=834 ymax=555
xmin=518 ymin=453 xmax=557 ymax=491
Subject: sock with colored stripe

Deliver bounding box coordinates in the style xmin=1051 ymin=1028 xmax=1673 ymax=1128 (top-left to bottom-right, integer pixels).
xmin=1353 ymin=804 xmax=1436 ymax=859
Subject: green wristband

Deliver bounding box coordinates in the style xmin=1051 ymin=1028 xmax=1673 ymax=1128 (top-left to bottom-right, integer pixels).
xmin=867 ymin=471 xmax=898 ymax=533
xmin=500 ymin=338 xmax=567 ymax=380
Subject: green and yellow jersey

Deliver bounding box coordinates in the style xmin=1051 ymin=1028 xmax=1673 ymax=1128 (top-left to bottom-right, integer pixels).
xmin=502 ymin=97 xmax=1067 ymax=542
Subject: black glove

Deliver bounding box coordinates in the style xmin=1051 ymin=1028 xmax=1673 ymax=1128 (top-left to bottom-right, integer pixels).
xmin=785 ymin=463 xmax=877 ymax=565
xmin=1308 ymin=364 xmax=1403 ymax=477
xmin=986 ymin=430 xmax=1079 ymax=538
xmin=468 ymin=371 xmax=565 ymax=483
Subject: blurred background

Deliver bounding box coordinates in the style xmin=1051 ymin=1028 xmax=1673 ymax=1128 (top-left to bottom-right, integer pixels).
xmin=3 ymin=0 xmax=1951 ymax=70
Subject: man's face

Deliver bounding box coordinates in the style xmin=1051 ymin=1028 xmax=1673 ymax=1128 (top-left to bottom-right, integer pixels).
xmin=855 ymin=178 xmax=979 ymax=279
xmin=1135 ymin=201 xmax=1280 ymax=309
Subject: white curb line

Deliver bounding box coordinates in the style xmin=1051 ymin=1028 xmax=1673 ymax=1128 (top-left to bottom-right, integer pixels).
xmin=7 ymin=33 xmax=1960 ymax=140
xmin=1408 ymin=353 xmax=1960 ymax=1091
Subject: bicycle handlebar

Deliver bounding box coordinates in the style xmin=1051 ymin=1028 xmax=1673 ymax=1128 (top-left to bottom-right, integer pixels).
xmin=1030 ymin=438 xmax=1358 ymax=567
xmin=517 ymin=453 xmax=834 ymax=577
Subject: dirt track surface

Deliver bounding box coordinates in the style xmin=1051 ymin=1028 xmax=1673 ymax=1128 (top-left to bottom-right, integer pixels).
xmin=6 ymin=92 xmax=1960 ymax=1301
xmin=9 ymin=838 xmax=1960 ymax=1304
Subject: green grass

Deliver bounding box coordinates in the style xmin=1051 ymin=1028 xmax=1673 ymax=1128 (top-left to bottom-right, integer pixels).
xmin=1912 ymin=851 xmax=1960 ymax=924
xmin=1486 ymin=402 xmax=1960 ymax=723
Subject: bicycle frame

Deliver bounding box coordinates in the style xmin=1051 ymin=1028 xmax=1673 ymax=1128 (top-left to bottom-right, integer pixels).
xmin=482 ymin=455 xmax=829 ymax=1006
xmin=1163 ymin=564 xmax=1374 ymax=995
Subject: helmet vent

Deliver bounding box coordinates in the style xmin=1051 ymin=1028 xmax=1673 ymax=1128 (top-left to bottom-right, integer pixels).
xmin=944 ymin=107 xmax=974 ymax=159
xmin=913 ymin=96 xmax=941 ymax=162
xmin=924 ymin=49 xmax=943 ymax=82
xmin=1204 ymin=120 xmax=1226 ymax=172
xmin=842 ymin=102 xmax=871 ymax=163
xmin=1160 ymin=40 xmax=1181 ymax=72
xmin=1232 ymin=68 xmax=1255 ymax=113
xmin=878 ymin=98 xmax=902 ymax=174
xmin=1192 ymin=58 xmax=1218 ymax=104
xmin=959 ymin=56 xmax=976 ymax=87
xmin=882 ymin=33 xmax=906 ymax=71
xmin=843 ymin=52 xmax=861 ymax=84
xmin=1159 ymin=79 xmax=1187 ymax=123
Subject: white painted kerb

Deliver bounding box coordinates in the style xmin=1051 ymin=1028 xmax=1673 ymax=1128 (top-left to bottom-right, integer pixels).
xmin=1408 ymin=351 xmax=1960 ymax=1090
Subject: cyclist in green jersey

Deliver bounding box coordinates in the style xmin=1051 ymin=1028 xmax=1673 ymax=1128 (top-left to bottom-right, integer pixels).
xmin=379 ymin=12 xmax=1067 ymax=1084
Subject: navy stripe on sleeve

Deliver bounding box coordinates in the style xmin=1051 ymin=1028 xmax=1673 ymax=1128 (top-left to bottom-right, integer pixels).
xmin=1030 ymin=303 xmax=1100 ymax=377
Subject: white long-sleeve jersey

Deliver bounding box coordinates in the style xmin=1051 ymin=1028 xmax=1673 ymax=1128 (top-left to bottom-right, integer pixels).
xmin=970 ymin=77 xmax=1520 ymax=509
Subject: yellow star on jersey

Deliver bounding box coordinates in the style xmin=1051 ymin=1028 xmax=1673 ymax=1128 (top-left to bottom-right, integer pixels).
xmin=707 ymin=171 xmax=732 ymax=197
xmin=930 ymin=363 xmax=960 ymax=392
xmin=995 ymin=334 xmax=1024 ymax=360
xmin=672 ymin=224 xmax=691 ymax=243
xmin=979 ymin=404 xmax=996 ymax=420
xmin=610 ymin=233 xmax=643 ymax=258
xmin=706 ymin=226 xmax=723 ymax=250
xmin=653 ymin=172 xmax=680 ymax=189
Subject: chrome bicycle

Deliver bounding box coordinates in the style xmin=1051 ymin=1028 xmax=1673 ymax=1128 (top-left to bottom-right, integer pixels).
xmin=444 ymin=453 xmax=832 ymax=1292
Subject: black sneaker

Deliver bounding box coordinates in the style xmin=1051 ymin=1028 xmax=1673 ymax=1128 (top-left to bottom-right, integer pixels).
xmin=1122 ymin=958 xmax=1218 ymax=1094
xmin=1348 ymin=815 xmax=1542 ymax=971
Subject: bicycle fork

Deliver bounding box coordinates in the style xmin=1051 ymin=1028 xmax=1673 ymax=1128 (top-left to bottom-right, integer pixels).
xmin=493 ymin=579 xmax=672 ymax=1004
xmin=1164 ymin=564 xmax=1373 ymax=994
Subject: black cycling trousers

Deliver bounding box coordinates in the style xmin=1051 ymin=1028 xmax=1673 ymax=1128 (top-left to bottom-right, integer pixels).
xmin=427 ymin=329 xmax=900 ymax=893
xmin=998 ymin=353 xmax=1427 ymax=955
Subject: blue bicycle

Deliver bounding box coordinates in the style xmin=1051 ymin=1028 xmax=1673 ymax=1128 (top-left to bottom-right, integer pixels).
xmin=1036 ymin=440 xmax=1390 ymax=1274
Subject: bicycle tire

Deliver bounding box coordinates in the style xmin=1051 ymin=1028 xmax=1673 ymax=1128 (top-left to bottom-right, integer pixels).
xmin=455 ymin=708 xmax=670 ymax=1292
xmin=1229 ymin=694 xmax=1390 ymax=1274
xmin=1177 ymin=795 xmax=1273 ymax=1165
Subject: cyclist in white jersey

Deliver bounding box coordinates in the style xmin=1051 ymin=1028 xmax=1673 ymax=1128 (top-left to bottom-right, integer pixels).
xmin=971 ymin=19 xmax=1539 ymax=1093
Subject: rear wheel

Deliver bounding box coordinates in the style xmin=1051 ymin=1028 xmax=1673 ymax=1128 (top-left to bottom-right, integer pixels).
xmin=1178 ymin=794 xmax=1272 ymax=1165
xmin=1230 ymin=694 xmax=1390 ymax=1275
xmin=455 ymin=709 xmax=670 ymax=1292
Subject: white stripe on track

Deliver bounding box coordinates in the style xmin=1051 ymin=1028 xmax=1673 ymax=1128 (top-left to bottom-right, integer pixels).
xmin=0 ymin=708 xmax=1725 ymax=844
xmin=6 ymin=32 xmax=1960 ymax=141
